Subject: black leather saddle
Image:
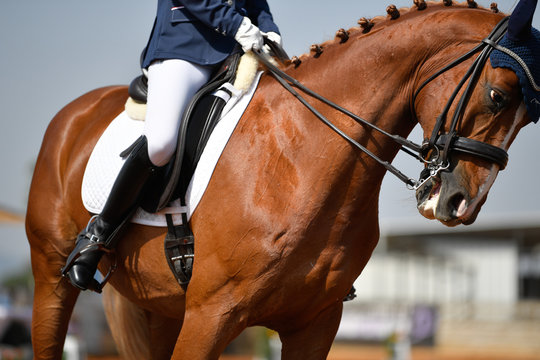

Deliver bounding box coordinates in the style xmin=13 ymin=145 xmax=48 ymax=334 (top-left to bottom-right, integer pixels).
xmin=127 ymin=53 xmax=243 ymax=213
xmin=125 ymin=40 xmax=289 ymax=288
xmin=122 ymin=53 xmax=243 ymax=289
xmin=129 ymin=38 xmax=290 ymax=212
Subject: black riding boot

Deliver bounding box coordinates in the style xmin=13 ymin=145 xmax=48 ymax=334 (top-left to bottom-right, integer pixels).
xmin=62 ymin=136 xmax=157 ymax=292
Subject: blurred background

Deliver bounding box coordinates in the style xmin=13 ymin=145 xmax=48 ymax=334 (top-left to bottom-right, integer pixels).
xmin=1 ymin=0 xmax=539 ymax=359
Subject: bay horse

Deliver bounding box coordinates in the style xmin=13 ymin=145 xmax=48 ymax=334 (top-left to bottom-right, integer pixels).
xmin=26 ymin=2 xmax=536 ymax=359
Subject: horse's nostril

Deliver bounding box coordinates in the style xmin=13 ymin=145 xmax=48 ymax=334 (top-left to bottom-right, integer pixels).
xmin=450 ymin=193 xmax=467 ymax=218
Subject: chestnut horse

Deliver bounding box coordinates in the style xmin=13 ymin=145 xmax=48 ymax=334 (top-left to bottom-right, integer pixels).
xmin=26 ymin=2 xmax=534 ymax=359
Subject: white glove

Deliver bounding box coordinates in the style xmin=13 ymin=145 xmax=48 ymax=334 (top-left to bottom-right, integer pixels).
xmin=234 ymin=17 xmax=264 ymax=52
xmin=263 ymin=31 xmax=282 ymax=47
xmin=263 ymin=31 xmax=283 ymax=54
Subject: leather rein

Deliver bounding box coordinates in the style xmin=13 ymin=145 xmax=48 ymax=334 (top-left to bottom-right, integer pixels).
xmin=255 ymin=17 xmax=515 ymax=190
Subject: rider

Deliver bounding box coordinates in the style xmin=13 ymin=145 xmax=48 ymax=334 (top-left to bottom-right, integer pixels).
xmin=62 ymin=0 xmax=282 ymax=291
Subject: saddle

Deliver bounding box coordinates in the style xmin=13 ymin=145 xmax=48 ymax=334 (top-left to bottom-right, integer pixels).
xmin=123 ymin=53 xmax=243 ymax=288
xmin=125 ymin=41 xmax=289 ymax=288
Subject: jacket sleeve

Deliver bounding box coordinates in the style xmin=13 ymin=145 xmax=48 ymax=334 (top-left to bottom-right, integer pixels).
xmin=245 ymin=0 xmax=280 ymax=34
xmin=179 ymin=0 xmax=245 ymax=37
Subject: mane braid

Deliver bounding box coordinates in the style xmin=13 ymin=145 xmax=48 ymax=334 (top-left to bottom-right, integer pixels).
xmin=288 ymin=1 xmax=504 ymax=67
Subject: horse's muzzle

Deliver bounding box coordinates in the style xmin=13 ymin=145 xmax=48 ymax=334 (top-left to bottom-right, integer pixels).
xmin=416 ymin=170 xmax=474 ymax=226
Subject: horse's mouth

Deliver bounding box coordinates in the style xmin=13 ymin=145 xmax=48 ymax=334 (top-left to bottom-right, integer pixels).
xmin=416 ymin=176 xmax=473 ymax=226
xmin=416 ymin=179 xmax=439 ymax=220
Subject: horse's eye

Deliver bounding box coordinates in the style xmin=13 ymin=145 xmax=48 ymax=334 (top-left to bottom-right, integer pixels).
xmin=490 ymin=89 xmax=504 ymax=104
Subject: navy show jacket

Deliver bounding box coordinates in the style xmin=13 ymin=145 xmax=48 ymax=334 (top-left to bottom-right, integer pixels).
xmin=142 ymin=0 xmax=280 ymax=68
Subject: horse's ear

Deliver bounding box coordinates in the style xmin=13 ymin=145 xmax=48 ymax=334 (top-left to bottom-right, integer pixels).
xmin=508 ymin=0 xmax=538 ymax=41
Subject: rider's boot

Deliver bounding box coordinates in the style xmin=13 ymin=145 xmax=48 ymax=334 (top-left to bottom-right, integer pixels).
xmin=61 ymin=136 xmax=157 ymax=292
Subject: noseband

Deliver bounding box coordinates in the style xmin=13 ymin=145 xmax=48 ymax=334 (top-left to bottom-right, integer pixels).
xmin=256 ymin=16 xmax=525 ymax=190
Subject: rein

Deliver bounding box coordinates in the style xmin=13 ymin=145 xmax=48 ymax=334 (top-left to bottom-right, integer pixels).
xmin=255 ymin=16 xmax=518 ymax=190
xmin=254 ymin=48 xmax=423 ymax=188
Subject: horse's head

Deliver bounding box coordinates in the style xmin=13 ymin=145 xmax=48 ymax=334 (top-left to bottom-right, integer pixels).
xmin=415 ymin=0 xmax=540 ymax=226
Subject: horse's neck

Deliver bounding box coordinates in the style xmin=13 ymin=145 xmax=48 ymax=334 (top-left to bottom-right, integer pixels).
xmin=276 ymin=6 xmax=502 ymax=203
xmin=288 ymin=6 xmax=501 ymax=139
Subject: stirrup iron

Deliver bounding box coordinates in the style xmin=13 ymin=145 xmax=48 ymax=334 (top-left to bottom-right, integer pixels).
xmin=61 ymin=241 xmax=117 ymax=293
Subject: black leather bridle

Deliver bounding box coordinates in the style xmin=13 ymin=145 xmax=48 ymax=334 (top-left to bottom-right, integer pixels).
xmin=255 ymin=17 xmax=516 ymax=190
xmin=412 ymin=16 xmax=510 ymax=188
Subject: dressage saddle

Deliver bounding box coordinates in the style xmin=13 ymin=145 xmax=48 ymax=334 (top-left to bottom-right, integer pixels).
xmin=125 ymin=40 xmax=290 ymax=288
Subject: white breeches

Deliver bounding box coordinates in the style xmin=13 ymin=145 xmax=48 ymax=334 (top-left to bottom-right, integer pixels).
xmin=144 ymin=59 xmax=214 ymax=166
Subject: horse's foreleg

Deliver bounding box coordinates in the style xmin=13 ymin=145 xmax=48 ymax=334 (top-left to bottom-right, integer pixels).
xmin=146 ymin=311 xmax=182 ymax=359
xmin=170 ymin=302 xmax=246 ymax=359
xmin=279 ymin=302 xmax=343 ymax=360
xmin=103 ymin=285 xmax=181 ymax=359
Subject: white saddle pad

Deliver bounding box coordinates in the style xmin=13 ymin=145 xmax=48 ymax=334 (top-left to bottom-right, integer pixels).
xmin=81 ymin=73 xmax=262 ymax=227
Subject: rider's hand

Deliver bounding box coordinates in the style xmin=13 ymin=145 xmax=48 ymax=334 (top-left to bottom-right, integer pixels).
xmin=263 ymin=32 xmax=282 ymax=47
xmin=262 ymin=31 xmax=282 ymax=54
xmin=234 ymin=17 xmax=264 ymax=52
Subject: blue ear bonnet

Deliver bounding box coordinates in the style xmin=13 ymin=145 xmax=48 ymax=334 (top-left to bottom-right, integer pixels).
xmin=490 ymin=27 xmax=540 ymax=123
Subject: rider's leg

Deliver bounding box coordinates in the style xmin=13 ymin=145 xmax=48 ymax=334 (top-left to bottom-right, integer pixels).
xmin=62 ymin=136 xmax=157 ymax=291
xmin=62 ymin=59 xmax=214 ymax=291
xmin=144 ymin=59 xmax=216 ymax=167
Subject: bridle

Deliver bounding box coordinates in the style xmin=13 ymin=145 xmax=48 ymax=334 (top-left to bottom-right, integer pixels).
xmin=255 ymin=16 xmax=518 ymax=190
xmin=412 ymin=16 xmax=510 ymax=189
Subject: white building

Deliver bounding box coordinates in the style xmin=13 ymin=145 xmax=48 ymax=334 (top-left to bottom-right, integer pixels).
xmin=338 ymin=213 xmax=540 ymax=353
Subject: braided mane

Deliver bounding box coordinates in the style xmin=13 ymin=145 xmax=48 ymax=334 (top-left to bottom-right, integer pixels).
xmin=288 ymin=0 xmax=503 ymax=67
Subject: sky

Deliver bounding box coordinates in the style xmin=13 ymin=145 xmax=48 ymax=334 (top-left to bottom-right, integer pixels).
xmin=1 ymin=0 xmax=538 ymax=277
